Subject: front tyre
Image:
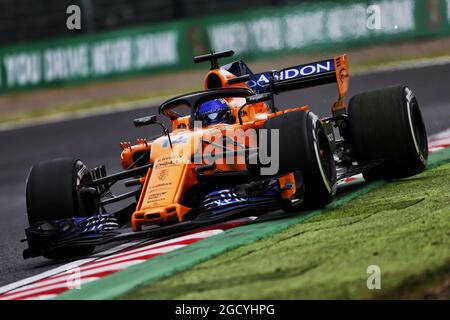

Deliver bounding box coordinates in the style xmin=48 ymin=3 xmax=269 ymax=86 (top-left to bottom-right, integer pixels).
xmin=26 ymin=158 xmax=97 ymax=225
xmin=26 ymin=158 xmax=98 ymax=259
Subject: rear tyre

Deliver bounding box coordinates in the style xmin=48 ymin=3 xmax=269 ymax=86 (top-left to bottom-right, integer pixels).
xmin=261 ymin=110 xmax=337 ymax=209
xmin=347 ymin=86 xmax=428 ymax=180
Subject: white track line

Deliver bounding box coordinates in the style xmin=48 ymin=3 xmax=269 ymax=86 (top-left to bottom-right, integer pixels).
xmin=6 ymin=277 xmax=101 ymax=296
xmin=429 ymin=128 xmax=450 ymax=147
xmin=0 ymin=240 xmax=143 ymax=295
xmin=0 ymin=98 xmax=161 ymax=133
xmin=92 ymin=230 xmax=223 ymax=262
xmin=0 ymin=229 xmax=223 ymax=299
xmin=1 ymin=267 xmax=139 ymax=300
xmin=5 ymin=244 xmax=188 ymax=296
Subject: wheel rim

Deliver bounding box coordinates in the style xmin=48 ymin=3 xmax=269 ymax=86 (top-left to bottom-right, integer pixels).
xmin=314 ymin=128 xmax=336 ymax=194
xmin=75 ymin=161 xmax=97 ymax=217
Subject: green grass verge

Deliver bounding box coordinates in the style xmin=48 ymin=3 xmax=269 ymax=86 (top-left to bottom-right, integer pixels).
xmin=123 ymin=159 xmax=450 ymax=299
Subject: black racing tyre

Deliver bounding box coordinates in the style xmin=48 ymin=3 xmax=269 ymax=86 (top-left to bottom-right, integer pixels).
xmin=26 ymin=158 xmax=96 ymax=225
xmin=261 ymin=110 xmax=337 ymax=209
xmin=347 ymin=86 xmax=428 ymax=180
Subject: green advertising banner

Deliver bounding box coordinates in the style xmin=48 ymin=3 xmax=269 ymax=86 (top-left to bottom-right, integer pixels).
xmin=1 ymin=0 xmax=450 ymax=94
xmin=200 ymin=0 xmax=450 ymax=59
xmin=0 ymin=22 xmax=192 ymax=93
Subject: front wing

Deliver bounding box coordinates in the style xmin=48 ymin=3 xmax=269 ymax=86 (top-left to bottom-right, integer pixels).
xmin=23 ymin=176 xmax=296 ymax=259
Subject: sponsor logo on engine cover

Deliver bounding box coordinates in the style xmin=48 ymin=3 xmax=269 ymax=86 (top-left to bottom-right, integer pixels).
xmin=247 ymin=59 xmax=335 ymax=90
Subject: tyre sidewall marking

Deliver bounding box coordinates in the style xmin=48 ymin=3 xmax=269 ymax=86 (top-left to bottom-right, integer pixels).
xmin=405 ymin=87 xmax=426 ymax=165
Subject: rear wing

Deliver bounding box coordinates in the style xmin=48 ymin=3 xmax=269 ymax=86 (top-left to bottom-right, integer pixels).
xmin=248 ymin=55 xmax=349 ymax=114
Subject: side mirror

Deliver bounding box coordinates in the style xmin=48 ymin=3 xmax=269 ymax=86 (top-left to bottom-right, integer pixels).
xmin=133 ymin=115 xmax=173 ymax=148
xmin=133 ymin=115 xmax=157 ymax=127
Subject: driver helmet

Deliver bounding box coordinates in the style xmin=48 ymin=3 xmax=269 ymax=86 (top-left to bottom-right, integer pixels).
xmin=195 ymin=98 xmax=234 ymax=126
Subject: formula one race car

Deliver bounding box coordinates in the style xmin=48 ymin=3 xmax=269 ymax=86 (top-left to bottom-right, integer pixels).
xmin=23 ymin=50 xmax=428 ymax=259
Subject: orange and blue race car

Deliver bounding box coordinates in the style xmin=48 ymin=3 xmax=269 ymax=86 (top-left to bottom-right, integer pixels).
xmin=23 ymin=50 xmax=428 ymax=259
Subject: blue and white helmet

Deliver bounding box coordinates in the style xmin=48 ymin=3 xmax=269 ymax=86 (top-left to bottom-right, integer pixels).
xmin=195 ymin=99 xmax=234 ymax=126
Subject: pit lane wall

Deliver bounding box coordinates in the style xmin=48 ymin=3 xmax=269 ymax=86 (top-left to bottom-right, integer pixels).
xmin=1 ymin=0 xmax=450 ymax=94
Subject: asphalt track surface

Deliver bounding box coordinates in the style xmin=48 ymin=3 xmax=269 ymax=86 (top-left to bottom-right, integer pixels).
xmin=0 ymin=62 xmax=449 ymax=286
